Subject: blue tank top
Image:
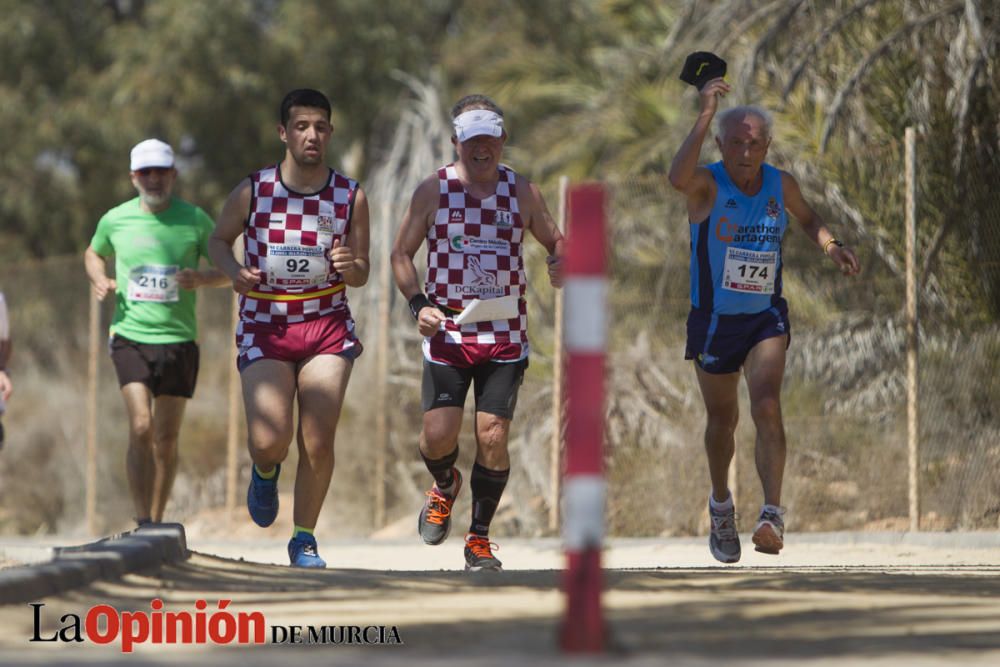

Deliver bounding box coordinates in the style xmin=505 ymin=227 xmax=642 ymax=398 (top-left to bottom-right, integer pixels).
xmin=689 ymin=162 xmax=788 ymax=315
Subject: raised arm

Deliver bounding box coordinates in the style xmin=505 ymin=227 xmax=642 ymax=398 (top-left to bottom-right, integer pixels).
xmin=781 ymin=171 xmax=860 ymax=276
xmin=668 ymin=77 xmax=730 ymax=220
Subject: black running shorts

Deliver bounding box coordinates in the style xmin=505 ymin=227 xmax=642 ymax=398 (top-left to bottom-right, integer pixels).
xmin=421 ymin=357 xmax=528 ymax=419
xmin=109 ymin=335 xmax=200 ymax=398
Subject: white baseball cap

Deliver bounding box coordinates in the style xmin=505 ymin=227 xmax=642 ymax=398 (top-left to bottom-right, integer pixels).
xmin=453 ymin=109 xmax=504 ymax=142
xmin=130 ymin=139 xmax=175 ymax=171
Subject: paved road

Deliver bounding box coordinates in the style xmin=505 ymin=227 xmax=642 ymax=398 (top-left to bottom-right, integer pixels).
xmin=1 ymin=533 xmax=999 ymax=665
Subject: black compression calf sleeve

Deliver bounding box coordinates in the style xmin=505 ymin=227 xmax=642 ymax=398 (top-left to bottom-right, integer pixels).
xmin=421 ymin=447 xmax=459 ymax=488
xmin=469 ymin=462 xmax=509 ymax=537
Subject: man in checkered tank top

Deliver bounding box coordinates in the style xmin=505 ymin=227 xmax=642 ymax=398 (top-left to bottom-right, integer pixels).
xmin=209 ymin=89 xmax=371 ymax=568
xmin=391 ymin=94 xmax=565 ymax=571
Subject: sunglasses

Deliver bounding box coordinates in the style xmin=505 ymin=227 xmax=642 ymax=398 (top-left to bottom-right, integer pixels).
xmin=135 ymin=167 xmax=172 ymax=176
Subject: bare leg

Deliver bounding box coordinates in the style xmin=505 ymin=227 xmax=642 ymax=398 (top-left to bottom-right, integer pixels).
xmin=241 ymin=359 xmax=297 ymax=472
xmin=473 ymin=412 xmax=511 ymax=469
xmin=121 ymin=383 xmax=154 ymax=522
xmin=743 ymin=335 xmax=788 ymax=507
xmin=421 ymin=407 xmax=463 ymax=460
xmin=149 ymin=395 xmax=187 ymax=522
xmin=694 ymin=366 xmax=741 ymax=503
xmin=292 ymin=354 xmax=353 ymax=530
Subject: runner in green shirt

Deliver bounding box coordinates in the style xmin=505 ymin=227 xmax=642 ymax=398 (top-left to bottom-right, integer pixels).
xmin=84 ymin=138 xmax=227 ymax=527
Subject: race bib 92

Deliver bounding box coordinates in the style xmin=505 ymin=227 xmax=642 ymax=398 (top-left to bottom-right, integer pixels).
xmin=127 ymin=265 xmax=179 ymax=302
xmin=265 ymin=245 xmax=330 ymax=287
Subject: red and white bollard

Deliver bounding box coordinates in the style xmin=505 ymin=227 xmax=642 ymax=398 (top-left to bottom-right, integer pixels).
xmin=560 ymin=183 xmax=608 ymax=653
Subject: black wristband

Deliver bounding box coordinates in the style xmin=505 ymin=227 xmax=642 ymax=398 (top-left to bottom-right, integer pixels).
xmin=408 ymin=293 xmax=432 ymax=320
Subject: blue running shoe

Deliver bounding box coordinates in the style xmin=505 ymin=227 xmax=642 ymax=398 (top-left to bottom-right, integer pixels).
xmin=247 ymin=463 xmax=280 ymax=527
xmin=288 ymin=532 xmax=326 ymax=568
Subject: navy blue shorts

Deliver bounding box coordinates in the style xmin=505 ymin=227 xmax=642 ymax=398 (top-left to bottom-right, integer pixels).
xmin=685 ymin=299 xmax=791 ymax=374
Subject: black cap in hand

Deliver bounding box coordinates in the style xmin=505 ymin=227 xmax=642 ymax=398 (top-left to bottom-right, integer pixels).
xmin=679 ymin=52 xmax=727 ymax=90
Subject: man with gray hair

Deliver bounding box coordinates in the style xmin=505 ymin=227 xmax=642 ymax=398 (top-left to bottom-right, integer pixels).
xmin=391 ymin=94 xmax=564 ymax=572
xmin=668 ymin=78 xmax=859 ymax=563
xmin=84 ymin=138 xmax=226 ymax=527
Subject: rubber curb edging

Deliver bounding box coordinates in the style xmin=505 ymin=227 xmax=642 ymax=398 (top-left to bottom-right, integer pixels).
xmin=0 ymin=523 xmax=188 ymax=604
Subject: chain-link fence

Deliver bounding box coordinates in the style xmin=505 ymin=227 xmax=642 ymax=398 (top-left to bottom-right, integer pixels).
xmin=1 ymin=132 xmax=997 ymax=540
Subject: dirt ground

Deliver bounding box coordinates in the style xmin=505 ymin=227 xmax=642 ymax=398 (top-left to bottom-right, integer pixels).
xmin=1 ymin=533 xmax=999 ymax=665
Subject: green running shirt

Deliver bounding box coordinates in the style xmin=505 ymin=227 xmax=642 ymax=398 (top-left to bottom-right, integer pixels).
xmin=90 ymin=197 xmax=215 ymax=344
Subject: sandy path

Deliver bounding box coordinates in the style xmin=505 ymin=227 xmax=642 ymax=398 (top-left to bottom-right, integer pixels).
xmin=0 ymin=534 xmax=998 ymax=665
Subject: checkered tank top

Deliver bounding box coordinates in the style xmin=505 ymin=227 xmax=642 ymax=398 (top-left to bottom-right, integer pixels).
xmin=240 ymin=164 xmax=357 ymax=324
xmin=424 ymin=163 xmax=528 ymax=346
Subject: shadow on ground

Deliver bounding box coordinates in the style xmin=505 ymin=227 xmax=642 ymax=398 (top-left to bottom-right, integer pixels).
xmin=1 ymin=551 xmax=998 ymax=665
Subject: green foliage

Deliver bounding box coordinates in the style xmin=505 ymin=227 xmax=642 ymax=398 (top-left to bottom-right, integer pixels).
xmin=0 ymin=0 xmax=458 ymax=261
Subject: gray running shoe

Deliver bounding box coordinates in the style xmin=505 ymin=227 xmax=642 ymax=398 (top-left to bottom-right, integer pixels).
xmin=464 ymin=534 xmax=503 ymax=572
xmin=752 ymin=506 xmax=786 ymax=555
xmin=709 ymin=501 xmax=741 ymax=563
xmin=417 ymin=469 xmax=462 ymax=545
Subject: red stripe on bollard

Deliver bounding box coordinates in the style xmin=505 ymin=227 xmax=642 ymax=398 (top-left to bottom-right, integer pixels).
xmin=561 ymin=549 xmax=604 ymax=652
xmin=565 ymin=353 xmax=604 ymax=476
xmin=565 ymin=184 xmax=607 ymax=276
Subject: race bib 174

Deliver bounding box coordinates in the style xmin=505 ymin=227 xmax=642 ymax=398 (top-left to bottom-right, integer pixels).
xmin=721 ymin=247 xmax=777 ymax=294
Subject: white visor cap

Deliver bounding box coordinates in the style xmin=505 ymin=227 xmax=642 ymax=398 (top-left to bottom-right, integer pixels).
xmin=130 ymin=139 xmax=175 ymax=171
xmin=453 ymin=110 xmax=504 ymax=142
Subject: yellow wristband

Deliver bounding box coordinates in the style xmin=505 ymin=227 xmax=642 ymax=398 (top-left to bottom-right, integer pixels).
xmin=823 ymin=238 xmax=842 ymax=254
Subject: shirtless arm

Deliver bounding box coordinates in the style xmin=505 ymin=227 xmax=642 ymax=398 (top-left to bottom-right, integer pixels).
xmin=520 ymin=177 xmax=565 ymax=288
xmin=208 ymin=179 xmax=263 ymax=295
xmin=332 ymin=187 xmax=371 ymax=288
xmin=782 ymin=171 xmax=860 ymax=276
xmin=391 ymin=177 xmax=446 ymax=336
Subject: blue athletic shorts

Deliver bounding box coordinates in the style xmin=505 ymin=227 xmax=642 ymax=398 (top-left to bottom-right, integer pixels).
xmin=684 ymin=299 xmax=791 ymax=374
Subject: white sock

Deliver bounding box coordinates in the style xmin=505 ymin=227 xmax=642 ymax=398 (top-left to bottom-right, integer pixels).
xmin=709 ymin=491 xmax=734 ymax=511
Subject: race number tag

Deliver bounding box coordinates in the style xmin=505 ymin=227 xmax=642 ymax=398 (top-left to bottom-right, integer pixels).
xmin=127 ymin=265 xmax=179 ymax=302
xmin=722 ymin=247 xmax=776 ymax=294
xmin=265 ymin=245 xmax=330 ymax=287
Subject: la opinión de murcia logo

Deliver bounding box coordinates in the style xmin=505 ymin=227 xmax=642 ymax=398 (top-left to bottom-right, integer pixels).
xmin=29 ymin=600 xmax=403 ymax=652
